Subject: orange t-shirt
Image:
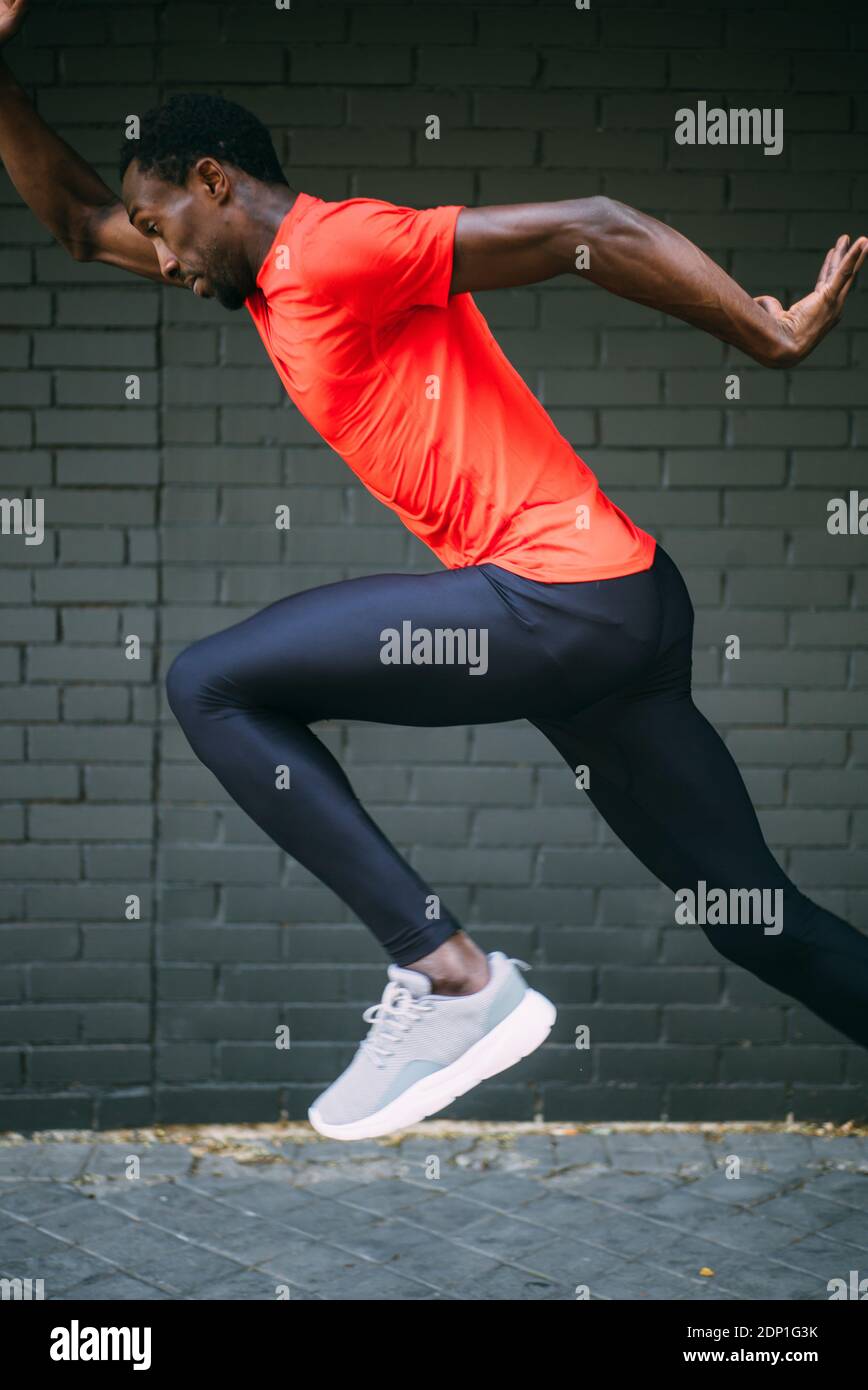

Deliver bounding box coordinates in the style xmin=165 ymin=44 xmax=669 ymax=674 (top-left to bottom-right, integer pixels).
xmin=244 ymin=193 xmax=656 ymax=583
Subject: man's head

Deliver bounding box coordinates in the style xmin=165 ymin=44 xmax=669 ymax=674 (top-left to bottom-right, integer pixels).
xmin=119 ymin=93 xmax=290 ymax=309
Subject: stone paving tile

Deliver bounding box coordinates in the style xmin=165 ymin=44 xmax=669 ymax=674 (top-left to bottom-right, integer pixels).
xmin=67 ymin=1219 xmax=190 ymax=1269
xmin=455 ymin=1264 xmax=562 ymax=1300
xmin=670 ymin=1283 xmax=742 ymax=1300
xmin=2 ymin=1130 xmax=867 ymax=1300
xmin=200 ymin=1268 xmax=312 ymax=1300
xmin=319 ymin=1213 xmax=468 ymax=1273
xmin=7 ymin=1248 xmax=116 ymax=1297
xmin=634 ymin=1232 xmax=752 ymax=1285
xmin=277 ymin=1172 xmax=363 ymax=1197
xmin=803 ymin=1137 xmax=868 ymax=1165
xmin=803 ymin=1170 xmax=868 ymax=1207
xmin=689 ymin=1208 xmax=807 ymax=1255
xmin=546 ymin=1211 xmax=685 ymax=1260
xmin=628 ymin=1152 xmax=713 ymax=1174
xmin=523 ymin=1191 xmax=648 ymax=1235
xmin=630 ymin=1187 xmax=753 ymax=1231
xmin=519 ymin=1235 xmax=640 ymax=1283
xmin=97 ymin=1181 xmax=270 ymax=1234
xmin=550 ymin=1134 xmax=610 ymax=1159
xmin=191 ymin=1155 xmax=279 ymax=1181
xmin=255 ymin=1200 xmax=385 ymax=1251
xmin=453 ymin=1170 xmax=551 ymax=1205
xmin=80 ymin=1184 xmax=198 ymax=1223
xmin=583 ymin=1260 xmax=704 ymax=1301
xmin=498 ymin=1133 xmax=559 ymax=1166
xmin=676 ymin=1170 xmax=787 ymax=1205
xmin=774 ymin=1231 xmax=868 ymax=1284
xmin=0 ymin=1144 xmax=94 ymax=1182
xmin=257 ymin=1246 xmax=389 ymax=1297
xmin=137 ymin=1246 xmax=247 ymax=1297
xmin=407 ymin=1246 xmax=503 ymax=1293
xmin=501 ymin=1191 xmax=593 ymax=1231
xmin=183 ymin=1179 xmax=321 ymax=1222
xmin=0 ymin=1221 xmax=76 ymax=1262
xmin=413 ymin=1169 xmax=501 ymax=1194
xmin=83 ymin=1144 xmax=193 ymax=1179
xmin=55 ymin=1273 xmax=171 ymax=1301
xmin=548 ymin=1171 xmax=675 ymax=1202
xmin=818 ymin=1212 xmax=868 ymax=1252
xmin=0 ymin=1183 xmax=86 ymax=1220
xmin=257 ymin=1232 xmax=357 ymax=1288
xmin=34 ymin=1199 xmax=149 ymax=1246
xmin=450 ymin=1211 xmax=558 ymax=1261
xmin=327 ymin=1178 xmax=434 ymax=1215
xmin=754 ymin=1190 xmax=857 ymax=1232
xmin=197 ymin=1215 xmax=308 ymax=1266
xmin=394 ymin=1190 xmax=501 ymax=1236
xmin=680 ymin=1251 xmax=828 ymax=1300
xmin=328 ymin=1268 xmax=443 ymax=1300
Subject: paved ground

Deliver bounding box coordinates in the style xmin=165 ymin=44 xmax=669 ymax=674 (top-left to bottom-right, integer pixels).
xmin=1 ymin=1123 xmax=866 ymax=1300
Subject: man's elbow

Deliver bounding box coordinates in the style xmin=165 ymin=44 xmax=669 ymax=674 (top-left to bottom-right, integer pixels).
xmin=61 ymin=208 xmax=100 ymax=262
xmin=64 ymin=237 xmax=93 ymax=262
xmin=565 ymin=195 xmax=643 ymax=271
xmin=569 ymin=194 xmax=620 ymax=241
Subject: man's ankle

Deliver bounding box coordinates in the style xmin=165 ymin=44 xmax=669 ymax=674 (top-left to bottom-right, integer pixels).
xmin=430 ymin=963 xmax=490 ymax=997
xmin=404 ymin=933 xmax=490 ymax=996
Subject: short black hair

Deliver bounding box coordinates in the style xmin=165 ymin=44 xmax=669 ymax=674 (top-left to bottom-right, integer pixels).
xmin=118 ymin=92 xmax=289 ymax=188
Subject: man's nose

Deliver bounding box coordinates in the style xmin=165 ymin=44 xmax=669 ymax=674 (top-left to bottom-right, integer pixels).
xmin=155 ymin=243 xmax=182 ymax=279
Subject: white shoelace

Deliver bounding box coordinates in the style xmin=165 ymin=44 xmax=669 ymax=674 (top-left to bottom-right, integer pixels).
xmin=359 ymin=984 xmax=435 ymax=1068
xmin=358 ymin=958 xmax=531 ymax=1068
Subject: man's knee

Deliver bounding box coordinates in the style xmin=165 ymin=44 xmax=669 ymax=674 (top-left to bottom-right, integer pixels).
xmin=165 ymin=640 xmax=213 ymax=720
xmin=700 ymin=920 xmax=780 ymax=972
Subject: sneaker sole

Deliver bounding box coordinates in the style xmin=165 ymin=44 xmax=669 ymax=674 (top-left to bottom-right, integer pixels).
xmin=307 ymin=987 xmax=557 ymax=1142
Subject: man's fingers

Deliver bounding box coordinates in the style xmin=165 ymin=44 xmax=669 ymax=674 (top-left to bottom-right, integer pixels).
xmin=832 ymin=236 xmax=867 ymax=287
xmin=824 ymin=236 xmax=868 ymax=313
xmin=817 ymin=238 xmax=846 ymax=284
xmin=817 ymin=234 xmax=851 ymax=287
xmin=816 ymin=248 xmax=836 ymax=286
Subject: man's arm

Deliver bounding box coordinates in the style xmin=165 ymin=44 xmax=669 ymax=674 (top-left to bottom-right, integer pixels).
xmin=0 ymin=1 xmax=171 ymax=281
xmin=451 ymin=196 xmax=868 ymax=369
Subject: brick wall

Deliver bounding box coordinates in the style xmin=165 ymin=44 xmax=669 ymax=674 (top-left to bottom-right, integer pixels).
xmin=1 ymin=0 xmax=867 ymax=1129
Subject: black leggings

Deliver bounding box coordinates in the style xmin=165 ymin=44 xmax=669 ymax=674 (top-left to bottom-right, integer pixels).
xmin=165 ymin=544 xmax=868 ymax=1050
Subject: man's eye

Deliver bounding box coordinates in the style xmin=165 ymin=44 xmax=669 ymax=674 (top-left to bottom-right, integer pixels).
xmin=146 ymin=224 xmax=158 ymax=236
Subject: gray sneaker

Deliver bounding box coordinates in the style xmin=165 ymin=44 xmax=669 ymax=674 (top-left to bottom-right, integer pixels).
xmin=307 ymin=951 xmax=556 ymax=1141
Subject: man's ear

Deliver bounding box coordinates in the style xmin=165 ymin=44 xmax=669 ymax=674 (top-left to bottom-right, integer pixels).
xmin=194 ymin=157 xmax=231 ymax=203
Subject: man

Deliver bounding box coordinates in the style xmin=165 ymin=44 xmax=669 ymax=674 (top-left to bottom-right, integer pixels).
xmin=2 ymin=0 xmax=867 ymax=1142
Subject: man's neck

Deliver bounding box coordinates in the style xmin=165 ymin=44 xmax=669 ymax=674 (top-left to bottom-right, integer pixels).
xmin=246 ymin=184 xmax=300 ymax=282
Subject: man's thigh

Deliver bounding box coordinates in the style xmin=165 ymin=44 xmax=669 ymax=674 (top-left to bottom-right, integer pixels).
xmin=189 ymin=565 xmax=561 ymax=727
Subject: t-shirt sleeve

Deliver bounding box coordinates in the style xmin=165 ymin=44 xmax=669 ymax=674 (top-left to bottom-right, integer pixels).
xmin=297 ymin=198 xmax=464 ymax=323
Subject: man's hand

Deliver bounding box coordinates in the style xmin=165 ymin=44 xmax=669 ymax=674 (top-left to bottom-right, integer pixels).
xmin=452 ymin=197 xmax=866 ymax=369
xmin=754 ymin=234 xmax=868 ymax=367
xmin=0 ymin=0 xmax=28 ymax=46
xmin=0 ymin=15 xmax=168 ymax=282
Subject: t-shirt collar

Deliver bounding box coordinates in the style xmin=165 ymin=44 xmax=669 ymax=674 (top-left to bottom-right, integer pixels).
xmin=254 ymin=192 xmax=310 ymax=289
